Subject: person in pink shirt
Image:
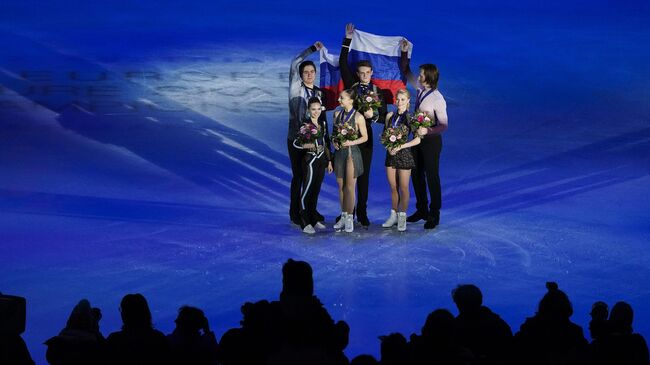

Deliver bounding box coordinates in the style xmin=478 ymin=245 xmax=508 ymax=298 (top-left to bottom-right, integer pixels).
xmin=399 ymin=40 xmax=448 ymax=229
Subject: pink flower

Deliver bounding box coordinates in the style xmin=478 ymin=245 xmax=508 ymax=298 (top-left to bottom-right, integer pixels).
xmin=424 ymin=116 xmax=431 ymax=122
xmin=365 ymin=96 xmax=372 ymax=102
xmin=311 ymin=128 xmax=318 ymax=134
xmin=397 ymin=134 xmax=402 ymax=139
xmin=341 ymin=129 xmax=348 ymax=135
xmin=417 ymin=115 xmax=424 ymax=122
xmin=389 ymin=135 xmax=397 ymax=142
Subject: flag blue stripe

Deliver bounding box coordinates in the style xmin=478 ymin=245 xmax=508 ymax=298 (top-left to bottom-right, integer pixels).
xmin=348 ymin=50 xmax=404 ymax=82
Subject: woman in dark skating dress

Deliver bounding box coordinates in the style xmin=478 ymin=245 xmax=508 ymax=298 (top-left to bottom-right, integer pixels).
xmin=332 ymin=89 xmax=368 ymax=233
xmin=381 ymin=89 xmax=421 ymax=232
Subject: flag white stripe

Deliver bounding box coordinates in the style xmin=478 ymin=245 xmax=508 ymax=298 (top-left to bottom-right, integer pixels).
xmin=351 ymin=30 xmax=413 ymax=58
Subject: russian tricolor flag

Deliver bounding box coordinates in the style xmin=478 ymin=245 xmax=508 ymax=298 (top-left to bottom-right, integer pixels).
xmin=320 ymin=29 xmax=413 ymax=110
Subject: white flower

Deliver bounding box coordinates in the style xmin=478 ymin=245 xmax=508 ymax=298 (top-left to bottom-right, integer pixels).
xmin=341 ymin=129 xmax=348 ymax=135
xmin=389 ymin=135 xmax=397 ymax=142
xmin=365 ymin=96 xmax=372 ymax=102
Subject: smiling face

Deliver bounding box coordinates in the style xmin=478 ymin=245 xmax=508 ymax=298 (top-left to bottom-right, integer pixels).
xmin=308 ymin=101 xmax=322 ymax=120
xmin=301 ymin=65 xmax=316 ymax=85
xmin=395 ymin=92 xmax=410 ymax=111
xmin=357 ymin=66 xmax=373 ymax=84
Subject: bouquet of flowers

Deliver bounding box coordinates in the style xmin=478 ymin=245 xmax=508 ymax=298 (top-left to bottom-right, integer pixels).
xmin=381 ymin=124 xmax=409 ymax=150
xmin=296 ymin=122 xmax=322 ymax=145
xmin=410 ymin=111 xmax=434 ymax=136
xmin=332 ymin=121 xmax=358 ymax=147
xmin=356 ymin=90 xmax=382 ymax=114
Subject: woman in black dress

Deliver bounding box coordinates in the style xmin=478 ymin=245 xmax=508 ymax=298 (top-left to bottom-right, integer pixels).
xmin=381 ymin=89 xmax=421 ymax=231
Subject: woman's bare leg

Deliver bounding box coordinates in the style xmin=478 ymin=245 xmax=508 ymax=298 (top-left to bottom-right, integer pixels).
xmin=336 ymin=177 xmax=345 ymax=213
xmin=386 ymin=167 xmax=399 ymax=211
xmin=344 ymin=155 xmax=357 ymax=214
xmin=397 ymin=169 xmax=412 ymax=213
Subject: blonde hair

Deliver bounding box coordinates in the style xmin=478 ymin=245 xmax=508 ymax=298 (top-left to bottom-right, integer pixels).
xmin=396 ymin=88 xmax=411 ymax=98
xmin=395 ymin=89 xmax=411 ymax=107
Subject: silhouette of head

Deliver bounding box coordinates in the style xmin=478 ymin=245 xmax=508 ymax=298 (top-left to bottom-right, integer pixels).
xmin=240 ymin=300 xmax=270 ymax=329
xmin=609 ymin=301 xmax=634 ymax=334
xmin=0 ymin=293 xmax=26 ymax=335
xmin=334 ymin=321 xmax=350 ymax=350
xmin=120 ymin=293 xmax=152 ymax=329
xmin=351 ymin=354 xmax=378 ymax=365
xmin=281 ymin=259 xmax=313 ymax=297
xmin=537 ymin=282 xmax=573 ymax=319
xmin=66 ymin=299 xmax=100 ymax=332
xmin=452 ymin=284 xmax=483 ymax=313
xmin=589 ymin=301 xmax=610 ymax=340
xmin=590 ymin=301 xmax=609 ymax=321
xmin=379 ymin=332 xmax=408 ymax=364
xmin=174 ymin=306 xmax=206 ymax=333
xmin=422 ymin=308 xmax=455 ymax=340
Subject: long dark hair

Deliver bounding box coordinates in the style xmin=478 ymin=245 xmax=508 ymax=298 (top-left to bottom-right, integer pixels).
xmin=419 ymin=64 xmax=439 ymax=90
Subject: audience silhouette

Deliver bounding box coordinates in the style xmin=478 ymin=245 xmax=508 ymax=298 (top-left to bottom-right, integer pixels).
xmin=220 ymin=259 xmax=349 ymax=365
xmin=44 ymin=299 xmax=105 ymax=365
xmin=105 ymin=293 xmax=170 ymax=365
xmin=219 ymin=300 xmax=274 ymax=365
xmin=589 ymin=301 xmax=609 ymax=342
xmin=589 ymin=301 xmax=649 ymax=365
xmin=378 ymin=332 xmax=408 ymax=365
xmin=513 ymin=282 xmax=588 ymax=365
xmin=409 ymin=308 xmax=474 ymax=365
xmin=167 ymin=305 xmax=220 ymax=365
xmin=3 ymin=261 xmax=650 ymax=365
xmin=451 ymin=284 xmax=513 ymax=365
xmin=0 ymin=292 xmax=34 ymax=365
xmin=350 ymin=354 xmax=378 ymax=365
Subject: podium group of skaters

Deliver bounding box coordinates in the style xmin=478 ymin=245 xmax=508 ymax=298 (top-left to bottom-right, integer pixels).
xmin=288 ymin=24 xmax=448 ymax=234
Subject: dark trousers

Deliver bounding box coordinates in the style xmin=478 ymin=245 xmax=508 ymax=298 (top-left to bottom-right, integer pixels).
xmin=288 ymin=139 xmax=306 ymax=221
xmin=356 ymin=123 xmax=373 ymax=218
xmin=411 ymin=135 xmax=442 ymax=219
xmin=300 ymin=152 xmax=327 ymax=228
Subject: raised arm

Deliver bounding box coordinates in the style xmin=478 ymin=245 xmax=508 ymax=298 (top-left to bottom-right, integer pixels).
xmin=289 ymin=42 xmax=321 ymax=98
xmin=400 ymin=39 xmax=418 ymax=88
xmin=339 ymin=23 xmax=357 ymax=89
